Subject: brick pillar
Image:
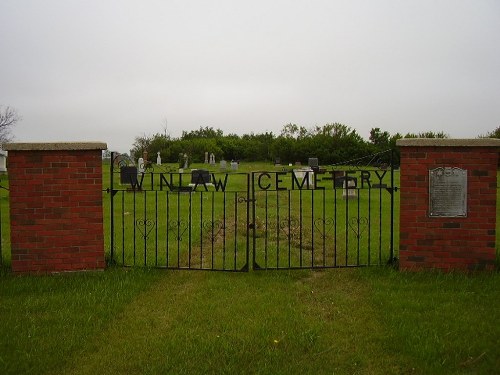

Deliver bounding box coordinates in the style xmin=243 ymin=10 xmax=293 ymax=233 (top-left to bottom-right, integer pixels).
xmin=396 ymin=139 xmax=500 ymax=272
xmin=4 ymin=142 xmax=107 ymax=274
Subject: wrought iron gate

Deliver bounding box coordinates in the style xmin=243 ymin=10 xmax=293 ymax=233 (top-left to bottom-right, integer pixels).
xmin=107 ymin=152 xmax=397 ymax=271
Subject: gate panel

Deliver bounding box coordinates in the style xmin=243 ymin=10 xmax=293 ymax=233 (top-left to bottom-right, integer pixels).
xmin=251 ymin=162 xmax=396 ymax=270
xmin=109 ymin=155 xmax=250 ymax=271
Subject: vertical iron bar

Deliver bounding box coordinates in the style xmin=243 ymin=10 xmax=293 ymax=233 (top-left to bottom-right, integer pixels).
xmin=345 ymin=177 xmax=349 ymax=266
xmin=110 ymin=152 xmax=115 ymax=264
xmin=288 ymin=190 xmax=292 ymax=268
xmin=155 ymin=191 xmax=158 ymax=266
xmin=368 ymin=182 xmax=372 ymax=266
xmin=251 ymin=172 xmax=256 ymax=269
xmin=233 ymin=192 xmax=238 ymax=269
xmin=322 ymin=189 xmax=326 ymax=267
xmin=199 ymin=191 xmax=203 ymax=269
xmin=299 ymin=189 xmax=303 ymax=267
xmin=308 ymin=189 xmax=312 ymax=268
xmin=133 ymin=189 xmax=137 ymax=266
xmin=121 ymin=192 xmax=125 ymax=265
xmin=247 ymin=172 xmax=252 ymax=271
xmin=378 ymin=178 xmax=383 ymax=265
xmin=211 ymin=191 xmax=215 ymax=269
xmin=334 ymin=182 xmax=338 ymax=267
xmin=189 ymin=190 xmax=193 ymax=269
xmin=276 ymin=187 xmax=280 ymax=268
xmin=265 ymin=190 xmax=269 ymax=268
xmin=143 ymin=190 xmax=147 ymax=266
xmin=223 ymin=191 xmax=227 ymax=270
xmin=357 ymin=187 xmax=361 ymax=265
xmin=166 ymin=191 xmax=170 ymax=267
xmin=176 ymin=190 xmax=181 ymax=268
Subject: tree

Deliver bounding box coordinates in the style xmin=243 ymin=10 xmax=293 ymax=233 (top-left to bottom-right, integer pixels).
xmin=404 ymin=131 xmax=448 ymax=139
xmin=0 ymin=106 xmax=21 ymax=145
xmin=369 ymin=127 xmax=390 ymax=148
xmin=482 ymin=126 xmax=500 ymax=139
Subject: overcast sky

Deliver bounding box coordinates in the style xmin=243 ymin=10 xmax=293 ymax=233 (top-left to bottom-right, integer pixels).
xmin=1 ymin=0 xmax=499 ymax=153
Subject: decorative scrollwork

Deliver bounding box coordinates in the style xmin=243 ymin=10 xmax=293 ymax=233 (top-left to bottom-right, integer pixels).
xmin=313 ymin=218 xmax=335 ymax=238
xmin=203 ymin=219 xmax=225 ymax=241
xmin=348 ymin=217 xmax=368 ymax=238
xmin=268 ymin=217 xmax=300 ymax=239
xmin=167 ymin=219 xmax=189 ymax=241
xmin=136 ymin=219 xmax=156 ymax=239
xmin=113 ymin=153 xmax=135 ymax=169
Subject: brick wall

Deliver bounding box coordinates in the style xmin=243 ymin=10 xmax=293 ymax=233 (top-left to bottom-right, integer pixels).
xmin=4 ymin=142 xmax=107 ymax=274
xmin=397 ymin=139 xmax=500 ymax=271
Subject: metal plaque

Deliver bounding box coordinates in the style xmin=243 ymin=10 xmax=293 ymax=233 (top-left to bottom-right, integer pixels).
xmin=429 ymin=167 xmax=467 ymax=217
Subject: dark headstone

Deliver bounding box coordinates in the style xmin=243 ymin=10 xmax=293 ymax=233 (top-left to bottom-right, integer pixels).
xmin=120 ymin=166 xmax=138 ymax=185
xmin=191 ymin=169 xmax=211 ymax=184
xmin=308 ymin=158 xmax=319 ymax=168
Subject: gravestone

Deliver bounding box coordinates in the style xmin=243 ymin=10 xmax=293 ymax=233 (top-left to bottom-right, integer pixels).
xmin=120 ymin=166 xmax=138 ymax=185
xmin=156 ymin=152 xmax=161 ymax=166
xmin=210 ymin=153 xmax=216 ymax=165
xmin=342 ymin=178 xmax=357 ymax=199
xmin=204 ymin=151 xmax=209 ymax=164
xmin=191 ymin=169 xmax=211 ymax=184
xmin=308 ymin=157 xmax=319 ymax=168
xmin=0 ymin=150 xmax=7 ymax=172
xmin=137 ymin=157 xmax=145 ymax=173
xmin=231 ymin=161 xmax=238 ymax=171
xmin=220 ymin=160 xmax=227 ymax=171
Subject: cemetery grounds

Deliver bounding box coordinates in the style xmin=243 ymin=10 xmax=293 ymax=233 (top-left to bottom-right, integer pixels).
xmin=0 ymin=162 xmax=498 ymax=374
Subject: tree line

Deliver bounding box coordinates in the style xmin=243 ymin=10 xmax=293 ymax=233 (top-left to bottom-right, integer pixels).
xmin=129 ymin=123 xmax=454 ymax=166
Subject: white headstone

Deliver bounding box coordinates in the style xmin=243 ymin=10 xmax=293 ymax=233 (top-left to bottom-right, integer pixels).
xmin=156 ymin=152 xmax=162 ymax=165
xmin=342 ymin=179 xmax=357 ymax=199
xmin=0 ymin=150 xmax=7 ymax=172
xmin=138 ymin=157 xmax=145 ymax=173
xmin=210 ymin=153 xmax=216 ymax=165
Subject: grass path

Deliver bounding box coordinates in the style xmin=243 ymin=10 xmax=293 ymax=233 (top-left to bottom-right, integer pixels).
xmin=2 ymin=268 xmax=498 ymax=374
xmin=54 ymin=270 xmax=405 ymax=375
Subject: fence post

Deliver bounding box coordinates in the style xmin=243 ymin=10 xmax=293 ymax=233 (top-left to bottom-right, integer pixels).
xmin=4 ymin=142 xmax=107 ymax=274
xmin=397 ymin=138 xmax=500 ymax=271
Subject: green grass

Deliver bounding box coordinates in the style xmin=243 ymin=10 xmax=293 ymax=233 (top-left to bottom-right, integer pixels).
xmin=0 ymin=162 xmax=499 ymax=374
xmin=0 ymin=267 xmax=498 ymax=374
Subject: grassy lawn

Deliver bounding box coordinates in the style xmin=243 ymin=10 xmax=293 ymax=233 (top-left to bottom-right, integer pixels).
xmin=0 ymin=162 xmax=498 ymax=374
xmin=0 ymin=267 xmax=498 ymax=375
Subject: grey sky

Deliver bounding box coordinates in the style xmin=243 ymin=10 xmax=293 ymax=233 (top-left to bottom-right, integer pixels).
xmin=1 ymin=0 xmax=499 ymax=153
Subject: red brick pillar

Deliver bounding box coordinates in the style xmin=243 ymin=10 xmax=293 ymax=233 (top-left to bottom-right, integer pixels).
xmin=396 ymin=139 xmax=500 ymax=271
xmin=4 ymin=142 xmax=107 ymax=274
